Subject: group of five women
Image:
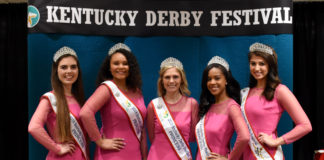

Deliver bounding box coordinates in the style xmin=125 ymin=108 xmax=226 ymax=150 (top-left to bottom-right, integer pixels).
xmin=28 ymin=42 xmax=312 ymax=160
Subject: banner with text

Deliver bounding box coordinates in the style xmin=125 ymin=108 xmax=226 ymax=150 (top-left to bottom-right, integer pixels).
xmin=27 ymin=0 xmax=292 ymax=36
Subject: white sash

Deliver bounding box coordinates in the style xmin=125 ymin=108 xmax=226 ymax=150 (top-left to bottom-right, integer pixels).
xmin=152 ymin=97 xmax=192 ymax=160
xmin=103 ymin=80 xmax=144 ymax=141
xmin=195 ymin=115 xmax=211 ymax=160
xmin=240 ymin=87 xmax=283 ymax=160
xmin=43 ymin=92 xmax=88 ymax=160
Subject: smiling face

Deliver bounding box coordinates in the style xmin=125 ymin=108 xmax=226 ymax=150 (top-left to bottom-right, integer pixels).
xmin=162 ymin=67 xmax=182 ymax=94
xmin=110 ymin=52 xmax=129 ymax=82
xmin=249 ymin=54 xmax=269 ymax=82
xmin=57 ymin=56 xmax=79 ymax=88
xmin=207 ymin=67 xmax=227 ymax=97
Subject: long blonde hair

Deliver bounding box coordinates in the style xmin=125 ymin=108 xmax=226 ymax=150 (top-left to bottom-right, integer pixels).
xmin=157 ymin=66 xmax=191 ymax=97
xmin=51 ymin=54 xmax=85 ymax=142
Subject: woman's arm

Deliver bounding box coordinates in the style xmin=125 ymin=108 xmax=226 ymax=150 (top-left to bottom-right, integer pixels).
xmin=189 ymin=98 xmax=199 ymax=142
xmin=80 ymin=85 xmax=126 ymax=150
xmin=276 ymin=85 xmax=312 ymax=144
xmin=28 ymin=98 xmax=61 ymax=154
xmin=140 ymin=129 xmax=148 ymax=160
xmin=146 ymin=102 xmax=155 ymax=143
xmin=79 ymin=85 xmax=110 ymax=141
xmin=228 ymin=104 xmax=250 ymax=160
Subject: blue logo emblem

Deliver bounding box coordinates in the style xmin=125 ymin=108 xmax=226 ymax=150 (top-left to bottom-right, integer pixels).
xmin=28 ymin=5 xmax=40 ymax=28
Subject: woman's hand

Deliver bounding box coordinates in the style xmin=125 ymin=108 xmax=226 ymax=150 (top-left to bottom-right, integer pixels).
xmin=258 ymin=132 xmax=284 ymax=147
xmin=96 ymin=138 xmax=126 ymax=151
xmin=207 ymin=152 xmax=228 ymax=160
xmin=57 ymin=142 xmax=76 ymax=156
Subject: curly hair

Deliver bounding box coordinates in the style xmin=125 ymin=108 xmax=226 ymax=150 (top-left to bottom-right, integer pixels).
xmin=96 ymin=49 xmax=142 ymax=91
xmin=198 ymin=63 xmax=240 ymax=118
xmin=248 ymin=44 xmax=281 ymax=101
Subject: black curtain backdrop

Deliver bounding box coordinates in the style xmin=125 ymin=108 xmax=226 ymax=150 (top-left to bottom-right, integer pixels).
xmin=293 ymin=2 xmax=324 ymax=160
xmin=0 ymin=2 xmax=323 ymax=160
xmin=0 ymin=3 xmax=28 ymax=160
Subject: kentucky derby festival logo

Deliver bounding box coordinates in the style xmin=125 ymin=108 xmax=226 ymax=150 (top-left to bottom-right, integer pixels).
xmin=163 ymin=110 xmax=169 ymax=118
xmin=28 ymin=5 xmax=40 ymax=28
xmin=125 ymin=100 xmax=132 ymax=108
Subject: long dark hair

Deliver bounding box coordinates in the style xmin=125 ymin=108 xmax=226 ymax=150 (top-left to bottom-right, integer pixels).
xmin=248 ymin=45 xmax=281 ymax=101
xmin=96 ymin=49 xmax=142 ymax=91
xmin=198 ymin=64 xmax=240 ymax=118
xmin=51 ymin=54 xmax=85 ymax=142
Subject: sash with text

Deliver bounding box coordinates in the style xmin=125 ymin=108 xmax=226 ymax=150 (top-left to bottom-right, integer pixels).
xmin=152 ymin=97 xmax=192 ymax=160
xmin=43 ymin=92 xmax=88 ymax=160
xmin=240 ymin=88 xmax=283 ymax=160
xmin=103 ymin=80 xmax=144 ymax=141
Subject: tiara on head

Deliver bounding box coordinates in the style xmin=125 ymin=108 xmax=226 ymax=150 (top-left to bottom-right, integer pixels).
xmin=160 ymin=57 xmax=183 ymax=70
xmin=108 ymin=43 xmax=131 ymax=56
xmin=53 ymin=46 xmax=78 ymax=62
xmin=249 ymin=42 xmax=273 ymax=55
xmin=207 ymin=56 xmax=229 ymax=71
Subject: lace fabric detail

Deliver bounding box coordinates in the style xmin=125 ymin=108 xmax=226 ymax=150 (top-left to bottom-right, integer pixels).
xmin=164 ymin=96 xmax=195 ymax=112
xmin=247 ymin=87 xmax=264 ymax=98
xmin=65 ymin=95 xmax=79 ymax=105
xmin=208 ymin=99 xmax=235 ymax=115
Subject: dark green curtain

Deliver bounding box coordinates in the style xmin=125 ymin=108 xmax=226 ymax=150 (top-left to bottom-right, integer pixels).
xmin=0 ymin=3 xmax=28 ymax=160
xmin=293 ymin=2 xmax=324 ymax=160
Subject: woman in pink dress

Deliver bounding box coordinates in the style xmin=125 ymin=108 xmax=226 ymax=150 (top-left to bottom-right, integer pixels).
xmin=80 ymin=43 xmax=147 ymax=160
xmin=28 ymin=46 xmax=88 ymax=160
xmin=196 ymin=56 xmax=249 ymax=160
xmin=241 ymin=42 xmax=312 ymax=160
xmin=147 ymin=57 xmax=198 ymax=160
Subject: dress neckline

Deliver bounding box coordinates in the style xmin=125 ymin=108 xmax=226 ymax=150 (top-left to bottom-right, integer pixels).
xmin=165 ymin=95 xmax=184 ymax=106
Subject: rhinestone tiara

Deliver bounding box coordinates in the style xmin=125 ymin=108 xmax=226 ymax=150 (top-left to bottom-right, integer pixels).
xmin=53 ymin=46 xmax=78 ymax=62
xmin=108 ymin=43 xmax=131 ymax=56
xmin=249 ymin=42 xmax=273 ymax=55
xmin=207 ymin=56 xmax=229 ymax=71
xmin=160 ymin=57 xmax=183 ymax=70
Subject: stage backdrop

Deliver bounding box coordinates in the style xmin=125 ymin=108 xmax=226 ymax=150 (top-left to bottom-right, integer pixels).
xmin=28 ymin=0 xmax=293 ymax=159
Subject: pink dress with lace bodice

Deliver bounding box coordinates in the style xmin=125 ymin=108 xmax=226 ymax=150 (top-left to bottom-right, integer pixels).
xmin=80 ymin=84 xmax=147 ymax=160
xmin=28 ymin=94 xmax=85 ymax=160
xmin=196 ymin=99 xmax=249 ymax=160
xmin=242 ymin=84 xmax=312 ymax=160
xmin=147 ymin=96 xmax=198 ymax=160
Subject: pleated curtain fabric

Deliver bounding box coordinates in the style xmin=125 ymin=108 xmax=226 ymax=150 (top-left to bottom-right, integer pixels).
xmin=293 ymin=2 xmax=324 ymax=160
xmin=0 ymin=3 xmax=28 ymax=160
